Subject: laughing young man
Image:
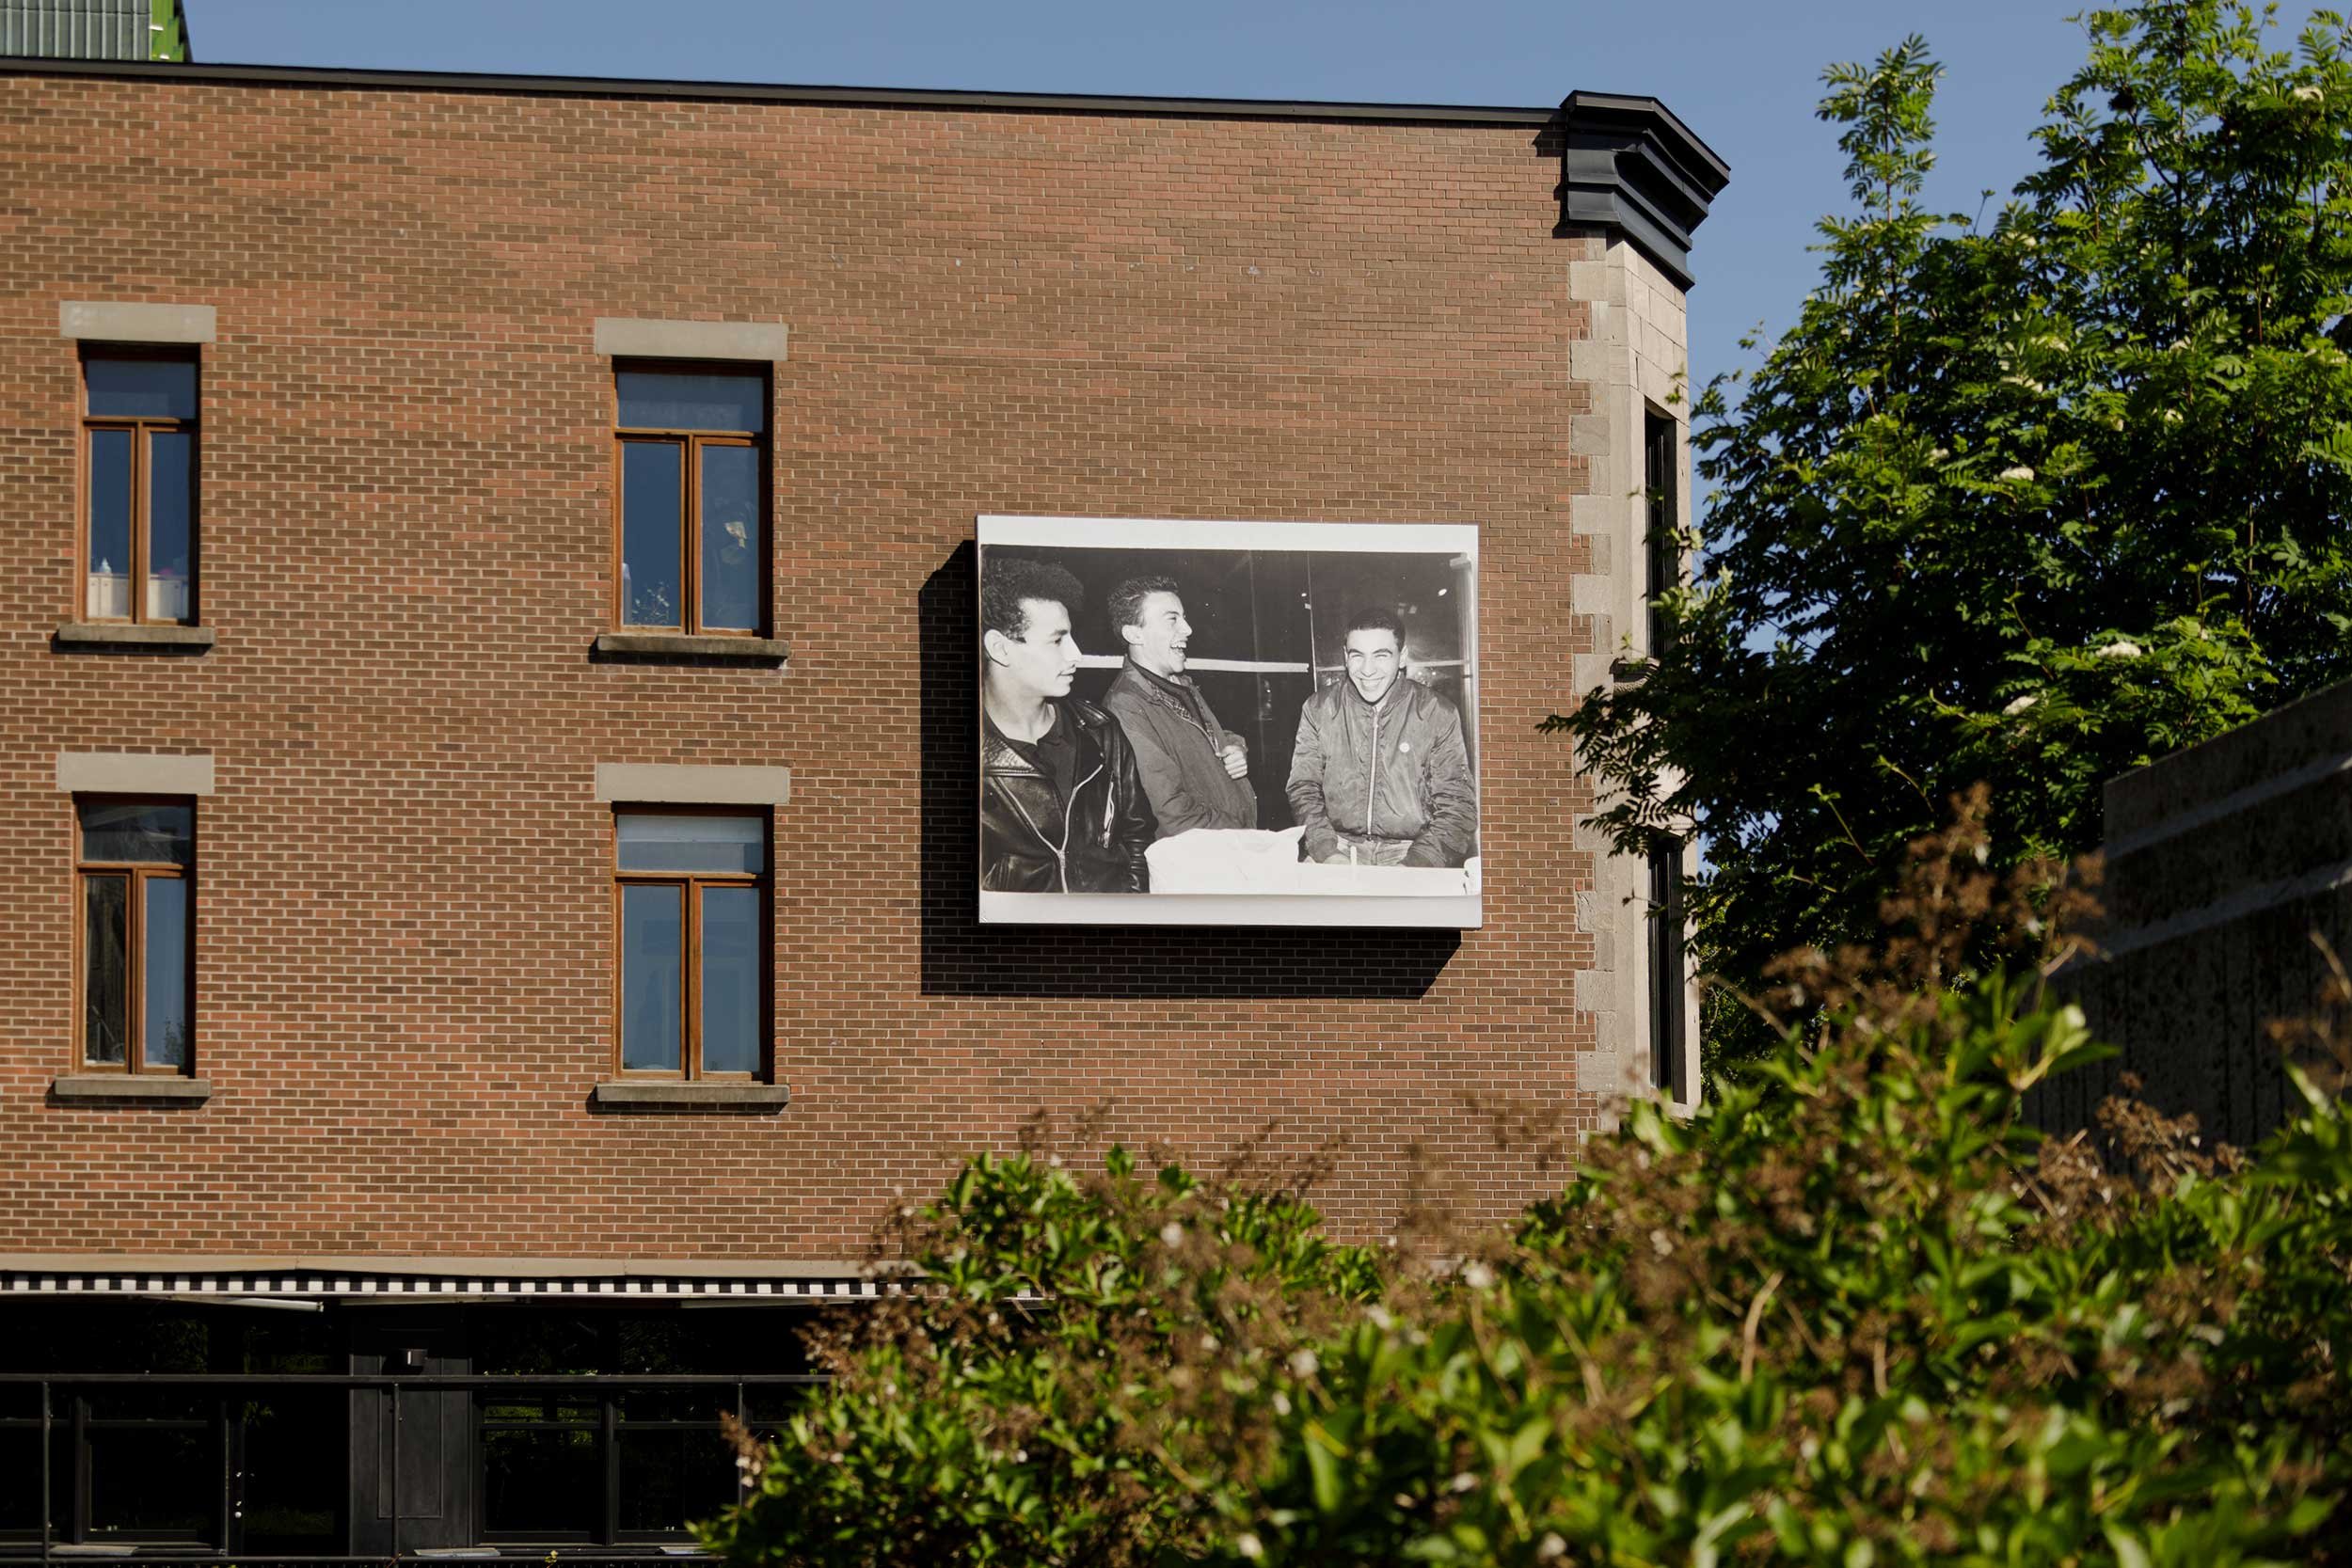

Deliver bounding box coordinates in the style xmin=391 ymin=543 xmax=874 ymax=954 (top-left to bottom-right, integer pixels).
xmin=1101 ymin=575 xmax=1258 ymax=840
xmin=978 ymin=555 xmax=1155 ymax=894
xmin=1284 ymin=606 xmax=1476 ymax=868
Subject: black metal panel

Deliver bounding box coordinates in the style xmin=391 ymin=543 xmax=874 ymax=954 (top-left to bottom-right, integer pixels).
xmin=1559 ymin=91 xmax=1732 ymax=290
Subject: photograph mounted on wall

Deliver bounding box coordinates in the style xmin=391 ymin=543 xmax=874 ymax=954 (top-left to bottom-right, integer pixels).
xmin=977 ymin=515 xmax=1482 ymax=927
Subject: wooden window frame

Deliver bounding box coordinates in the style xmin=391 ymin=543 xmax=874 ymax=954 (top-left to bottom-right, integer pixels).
xmin=610 ymin=806 xmax=771 ymax=1082
xmin=79 ymin=346 xmax=200 ymax=627
xmin=611 ymin=359 xmax=770 ymax=637
xmin=72 ymin=794 xmax=196 ymax=1076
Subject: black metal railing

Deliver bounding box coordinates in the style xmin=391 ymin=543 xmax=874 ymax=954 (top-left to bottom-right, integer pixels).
xmin=0 ymin=1372 xmax=827 ymax=1565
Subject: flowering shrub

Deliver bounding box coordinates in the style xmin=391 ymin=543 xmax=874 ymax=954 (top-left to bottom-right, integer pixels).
xmin=704 ymin=805 xmax=2352 ymax=1565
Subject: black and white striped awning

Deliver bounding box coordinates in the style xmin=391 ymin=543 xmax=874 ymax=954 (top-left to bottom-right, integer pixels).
xmin=0 ymin=1269 xmax=905 ymax=1302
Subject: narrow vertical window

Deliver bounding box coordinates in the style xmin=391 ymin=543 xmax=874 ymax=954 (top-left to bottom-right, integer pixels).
xmin=1647 ymin=840 xmax=1686 ymax=1100
xmin=75 ymin=800 xmax=195 ymax=1073
xmin=83 ymin=354 xmax=199 ymax=625
xmin=613 ymin=367 xmax=767 ymax=635
xmin=1643 ymin=408 xmax=1677 ymax=657
xmin=613 ymin=812 xmax=768 ymax=1079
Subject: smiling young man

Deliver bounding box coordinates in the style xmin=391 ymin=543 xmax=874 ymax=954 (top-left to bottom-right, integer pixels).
xmin=1284 ymin=605 xmax=1477 ymax=868
xmin=1101 ymin=575 xmax=1258 ymax=841
xmin=978 ymin=555 xmax=1155 ymax=894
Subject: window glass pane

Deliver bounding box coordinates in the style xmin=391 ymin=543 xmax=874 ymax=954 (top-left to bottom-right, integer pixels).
xmin=482 ymin=1425 xmax=599 ymax=1537
xmin=616 ymin=370 xmax=765 ymax=434
xmin=237 ymin=1388 xmax=343 ymax=1552
xmin=621 ymin=884 xmax=683 ymax=1071
xmin=617 ymin=1427 xmax=736 ymax=1536
xmin=87 ymin=357 xmax=197 ymax=420
xmin=88 ymin=1423 xmax=216 ymax=1538
xmin=144 ymin=877 xmax=190 ymax=1069
xmin=698 ymin=443 xmax=761 ymax=632
xmin=79 ymin=801 xmax=194 ymax=866
xmin=621 ymin=440 xmax=684 ymax=627
xmin=700 ymin=884 xmax=760 ymax=1074
xmin=616 ymin=814 xmax=764 ymax=874
xmin=0 ymin=1418 xmax=71 ymax=1533
xmin=84 ymin=874 xmax=129 ymax=1065
xmin=87 ymin=426 xmax=134 ymax=617
xmin=477 ymin=1312 xmax=604 ymax=1376
xmin=148 ymin=429 xmax=195 ymax=622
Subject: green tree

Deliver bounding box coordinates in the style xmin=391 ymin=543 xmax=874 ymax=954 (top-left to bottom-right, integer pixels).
xmin=1558 ymin=3 xmax=2352 ymax=1061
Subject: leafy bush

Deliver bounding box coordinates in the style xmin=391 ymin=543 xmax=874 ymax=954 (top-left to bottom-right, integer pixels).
xmin=704 ymin=805 xmax=2352 ymax=1565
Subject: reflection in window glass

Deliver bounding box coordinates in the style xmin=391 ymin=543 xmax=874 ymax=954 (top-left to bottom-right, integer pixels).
xmin=144 ymin=877 xmax=189 ymax=1068
xmin=616 ymin=814 xmax=764 ymax=875
xmin=148 ymin=430 xmax=194 ymax=622
xmin=87 ymin=427 xmax=134 ymax=617
xmin=616 ymin=371 xmax=765 ymax=434
xmin=621 ymin=884 xmax=682 ymax=1071
xmin=699 ymin=443 xmax=760 ymax=631
xmin=483 ymin=1425 xmax=600 ymax=1538
xmin=86 ymin=358 xmax=198 ymax=420
xmin=700 ymin=885 xmax=759 ymax=1073
xmin=83 ymin=874 xmax=130 ymax=1065
xmin=79 ymin=801 xmax=194 ymax=866
xmin=88 ymin=1423 xmax=215 ymax=1538
xmin=621 ymin=441 xmax=684 ymax=627
xmin=618 ymin=1427 xmax=737 ymax=1536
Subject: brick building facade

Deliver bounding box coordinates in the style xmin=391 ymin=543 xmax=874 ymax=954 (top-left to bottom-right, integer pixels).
xmin=0 ymin=55 xmax=1723 ymax=1555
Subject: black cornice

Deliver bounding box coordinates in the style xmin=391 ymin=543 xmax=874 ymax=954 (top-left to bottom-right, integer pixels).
xmin=1558 ymin=90 xmax=1730 ymax=291
xmin=0 ymin=55 xmax=1553 ymax=126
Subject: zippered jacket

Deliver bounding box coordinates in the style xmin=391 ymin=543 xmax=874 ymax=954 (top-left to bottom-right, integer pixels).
xmin=981 ymin=697 xmax=1156 ymax=893
xmin=1103 ymin=660 xmax=1258 ymax=838
xmin=1285 ymin=677 xmax=1476 ymax=867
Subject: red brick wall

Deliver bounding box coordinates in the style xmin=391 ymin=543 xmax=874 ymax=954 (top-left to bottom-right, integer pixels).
xmin=0 ymin=72 xmax=1607 ymax=1258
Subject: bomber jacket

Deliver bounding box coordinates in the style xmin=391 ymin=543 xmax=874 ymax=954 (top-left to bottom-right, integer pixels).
xmin=980 ymin=697 xmax=1156 ymax=893
xmin=1285 ymin=676 xmax=1476 ymax=868
xmin=1102 ymin=660 xmax=1258 ymax=838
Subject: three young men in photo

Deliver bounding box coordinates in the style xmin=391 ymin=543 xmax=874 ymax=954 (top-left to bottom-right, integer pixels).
xmin=978 ymin=553 xmax=1476 ymax=894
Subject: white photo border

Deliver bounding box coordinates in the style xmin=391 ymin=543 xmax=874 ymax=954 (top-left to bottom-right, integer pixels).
xmin=977 ymin=515 xmax=1483 ymax=930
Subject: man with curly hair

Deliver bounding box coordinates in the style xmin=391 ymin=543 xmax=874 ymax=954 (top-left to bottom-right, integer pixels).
xmin=978 ymin=554 xmax=1155 ymax=894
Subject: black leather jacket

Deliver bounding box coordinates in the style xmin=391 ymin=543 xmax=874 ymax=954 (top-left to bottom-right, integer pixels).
xmin=980 ymin=697 xmax=1156 ymax=893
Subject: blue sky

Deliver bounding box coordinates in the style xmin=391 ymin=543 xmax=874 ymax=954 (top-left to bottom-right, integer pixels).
xmin=186 ymin=0 xmax=2334 ymax=411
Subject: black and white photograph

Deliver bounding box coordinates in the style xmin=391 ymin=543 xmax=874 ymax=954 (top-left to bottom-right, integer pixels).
xmin=977 ymin=515 xmax=1482 ymax=927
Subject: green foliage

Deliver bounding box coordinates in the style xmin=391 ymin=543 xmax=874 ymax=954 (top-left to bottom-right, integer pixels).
xmin=702 ymin=1142 xmax=1385 ymax=1567
xmin=704 ymin=817 xmax=2352 ymax=1567
xmin=1555 ymin=3 xmax=2352 ymax=1062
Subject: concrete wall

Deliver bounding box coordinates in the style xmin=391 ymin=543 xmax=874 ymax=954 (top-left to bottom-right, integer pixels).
xmin=1565 ymin=238 xmax=1700 ymax=1114
xmin=2053 ymin=677 xmax=2352 ymax=1147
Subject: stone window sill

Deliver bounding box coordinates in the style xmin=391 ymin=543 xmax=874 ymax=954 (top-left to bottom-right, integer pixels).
xmin=592 ymin=633 xmax=789 ymax=665
xmin=53 ymin=1073 xmax=211 ymax=1102
xmin=56 ymin=623 xmax=215 ymax=652
xmin=591 ymin=1080 xmax=790 ymax=1111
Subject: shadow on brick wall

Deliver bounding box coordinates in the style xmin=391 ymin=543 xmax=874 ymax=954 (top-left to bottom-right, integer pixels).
xmin=919 ymin=544 xmax=1458 ymax=999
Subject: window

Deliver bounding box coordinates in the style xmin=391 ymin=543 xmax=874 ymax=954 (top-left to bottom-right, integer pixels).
xmin=1644 ymin=407 xmax=1677 ymax=657
xmin=0 ymin=1302 xmax=344 ymax=1555
xmin=76 ymin=799 xmax=194 ymax=1073
xmin=82 ymin=353 xmax=198 ymax=625
xmin=474 ymin=1310 xmax=791 ymax=1544
xmin=1647 ymin=840 xmax=1686 ymax=1100
xmin=613 ymin=812 xmax=767 ymax=1078
xmin=613 ymin=365 xmax=768 ymax=634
